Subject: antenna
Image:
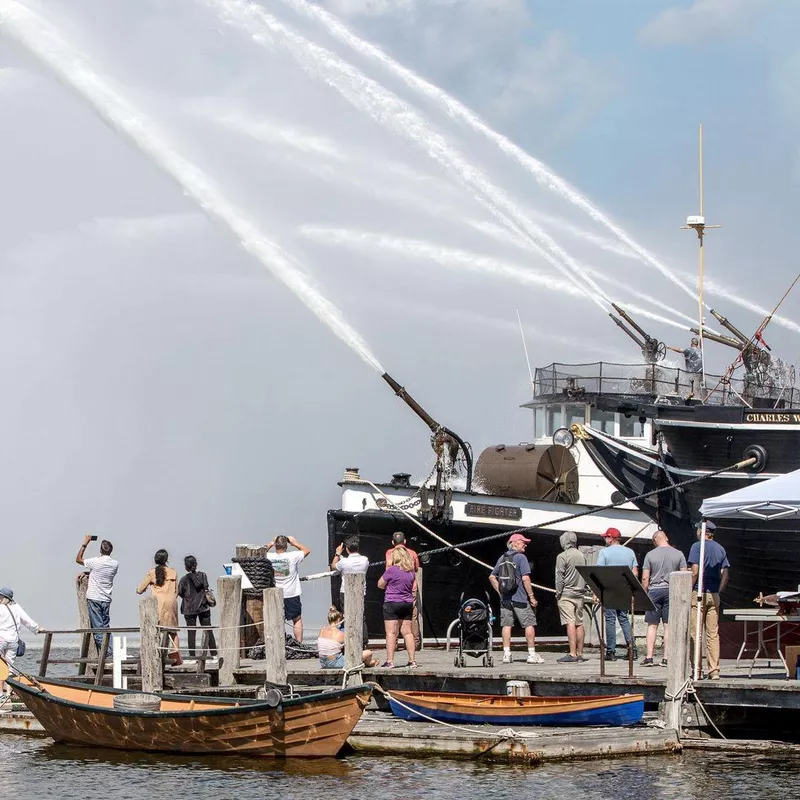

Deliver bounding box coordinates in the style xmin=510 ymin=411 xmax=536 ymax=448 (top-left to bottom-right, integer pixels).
xmin=681 ymin=123 xmax=721 ymax=387
xmin=516 ymin=308 xmax=534 ymax=390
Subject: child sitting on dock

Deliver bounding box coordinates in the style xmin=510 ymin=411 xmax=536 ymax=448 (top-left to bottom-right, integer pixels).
xmin=317 ymin=607 xmax=377 ymax=670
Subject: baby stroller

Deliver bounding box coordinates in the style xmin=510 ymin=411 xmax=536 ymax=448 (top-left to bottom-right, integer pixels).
xmin=452 ymin=592 xmax=494 ymax=667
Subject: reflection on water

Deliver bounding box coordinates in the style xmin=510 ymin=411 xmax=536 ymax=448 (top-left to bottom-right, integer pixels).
xmin=1 ymin=735 xmax=798 ymax=800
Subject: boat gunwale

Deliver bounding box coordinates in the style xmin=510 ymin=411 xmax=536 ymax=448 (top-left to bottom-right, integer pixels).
xmin=7 ymin=675 xmax=372 ymax=719
xmin=390 ymin=690 xmax=645 ymax=709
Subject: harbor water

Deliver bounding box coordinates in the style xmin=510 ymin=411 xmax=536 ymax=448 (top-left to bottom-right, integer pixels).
xmin=0 ymin=737 xmax=797 ymax=800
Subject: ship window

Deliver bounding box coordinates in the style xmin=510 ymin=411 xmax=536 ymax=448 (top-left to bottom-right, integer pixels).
xmin=566 ymin=405 xmax=586 ymax=428
xmin=533 ymin=406 xmax=545 ymax=438
xmin=619 ymin=413 xmax=639 ymax=438
xmin=546 ymin=406 xmax=564 ymax=434
xmin=589 ymin=408 xmax=615 ymax=434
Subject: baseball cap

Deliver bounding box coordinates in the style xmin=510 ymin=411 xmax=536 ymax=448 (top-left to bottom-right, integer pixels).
xmin=508 ymin=533 xmax=531 ymax=545
xmin=697 ymin=520 xmax=716 ymax=532
xmin=603 ymin=528 xmax=621 ymax=540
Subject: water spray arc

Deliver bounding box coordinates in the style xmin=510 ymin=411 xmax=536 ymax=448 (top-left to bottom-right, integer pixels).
xmin=0 ymin=0 xmax=383 ymax=375
xmin=203 ymin=0 xmax=613 ymax=316
xmin=282 ymin=0 xmax=699 ymax=305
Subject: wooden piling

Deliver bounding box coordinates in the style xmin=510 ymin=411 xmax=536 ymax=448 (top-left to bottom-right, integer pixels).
xmin=663 ymin=570 xmax=692 ymax=732
xmin=236 ymin=545 xmax=268 ymax=653
xmin=218 ymin=575 xmax=243 ymax=686
xmin=138 ymin=595 xmax=163 ymax=693
xmin=262 ymin=588 xmax=287 ymax=686
xmin=343 ymin=572 xmax=366 ymax=686
xmin=76 ymin=572 xmax=94 ymax=676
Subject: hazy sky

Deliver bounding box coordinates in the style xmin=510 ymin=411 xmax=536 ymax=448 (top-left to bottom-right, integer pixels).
xmin=1 ymin=0 xmax=799 ymax=630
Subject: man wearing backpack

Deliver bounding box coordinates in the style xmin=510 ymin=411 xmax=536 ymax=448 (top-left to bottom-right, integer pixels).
xmin=489 ymin=533 xmax=543 ymax=664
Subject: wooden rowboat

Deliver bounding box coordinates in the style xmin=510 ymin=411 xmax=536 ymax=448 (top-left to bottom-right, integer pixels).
xmin=388 ymin=690 xmax=644 ymax=727
xmin=7 ymin=674 xmax=372 ymax=757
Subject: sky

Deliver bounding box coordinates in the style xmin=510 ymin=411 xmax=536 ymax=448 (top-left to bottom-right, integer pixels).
xmin=0 ymin=0 xmax=799 ymax=630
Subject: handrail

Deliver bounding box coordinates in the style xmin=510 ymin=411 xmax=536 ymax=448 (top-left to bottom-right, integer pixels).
xmin=42 ymin=627 xmax=139 ymax=635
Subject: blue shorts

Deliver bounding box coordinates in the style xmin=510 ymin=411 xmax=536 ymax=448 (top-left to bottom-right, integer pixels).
xmin=645 ymin=587 xmax=670 ymax=625
xmin=320 ymin=653 xmax=345 ymax=669
xmin=284 ymin=595 xmax=302 ymax=621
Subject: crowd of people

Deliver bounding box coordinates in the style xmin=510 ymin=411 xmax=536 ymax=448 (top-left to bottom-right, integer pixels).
xmin=0 ymin=520 xmax=728 ymax=688
xmin=489 ymin=521 xmax=728 ymax=679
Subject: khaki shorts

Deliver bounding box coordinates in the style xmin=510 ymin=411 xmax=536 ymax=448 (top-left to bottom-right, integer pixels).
xmin=557 ymin=596 xmax=585 ymax=627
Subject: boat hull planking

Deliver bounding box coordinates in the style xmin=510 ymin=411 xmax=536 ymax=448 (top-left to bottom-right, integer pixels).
xmin=8 ymin=675 xmax=372 ymax=758
xmin=388 ymin=691 xmax=644 ymax=727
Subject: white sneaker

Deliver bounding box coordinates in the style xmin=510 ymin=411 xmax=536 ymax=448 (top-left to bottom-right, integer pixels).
xmin=526 ymin=652 xmax=545 ymax=664
xmin=502 ymin=653 xmax=512 ymax=664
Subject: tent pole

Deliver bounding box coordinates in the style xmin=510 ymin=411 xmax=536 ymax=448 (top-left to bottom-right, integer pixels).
xmin=693 ymin=521 xmax=707 ymax=681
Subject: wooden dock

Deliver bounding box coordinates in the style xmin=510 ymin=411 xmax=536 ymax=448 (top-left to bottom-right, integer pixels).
xmin=347 ymin=711 xmax=680 ymax=763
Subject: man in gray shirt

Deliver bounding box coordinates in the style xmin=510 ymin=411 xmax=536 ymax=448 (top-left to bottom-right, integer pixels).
xmin=555 ymin=531 xmax=587 ymax=663
xmin=640 ymin=530 xmax=687 ymax=666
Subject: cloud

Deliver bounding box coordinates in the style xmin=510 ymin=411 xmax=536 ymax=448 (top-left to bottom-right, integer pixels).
xmin=638 ymin=0 xmax=768 ymax=47
xmin=315 ymin=0 xmax=613 ymax=133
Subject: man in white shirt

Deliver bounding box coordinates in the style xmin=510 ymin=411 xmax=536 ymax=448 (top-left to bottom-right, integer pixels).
xmin=76 ymin=534 xmax=119 ymax=651
xmin=266 ymin=535 xmax=311 ymax=642
xmin=330 ymin=536 xmax=370 ymax=644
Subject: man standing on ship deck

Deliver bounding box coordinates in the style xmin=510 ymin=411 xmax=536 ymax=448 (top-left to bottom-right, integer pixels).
xmin=490 ymin=533 xmax=543 ymax=665
xmin=597 ymin=527 xmax=638 ymax=660
xmin=688 ymin=521 xmax=729 ymax=680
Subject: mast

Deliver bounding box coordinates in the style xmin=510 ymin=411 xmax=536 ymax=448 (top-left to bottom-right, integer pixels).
xmin=682 ymin=124 xmax=720 ymax=387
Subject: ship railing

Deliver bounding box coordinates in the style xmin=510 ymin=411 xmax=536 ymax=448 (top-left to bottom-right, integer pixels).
xmin=533 ymin=361 xmax=799 ymax=407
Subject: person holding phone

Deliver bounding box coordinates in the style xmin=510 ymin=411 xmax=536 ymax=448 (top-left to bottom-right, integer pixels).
xmin=76 ymin=534 xmax=119 ymax=651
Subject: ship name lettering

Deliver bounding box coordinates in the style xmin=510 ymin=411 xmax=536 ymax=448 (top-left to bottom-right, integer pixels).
xmin=744 ymin=413 xmax=798 ymax=423
xmin=464 ymin=502 xmax=522 ymax=521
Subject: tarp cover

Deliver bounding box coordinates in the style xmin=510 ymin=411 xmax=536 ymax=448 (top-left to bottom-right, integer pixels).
xmin=700 ymin=469 xmax=800 ymax=520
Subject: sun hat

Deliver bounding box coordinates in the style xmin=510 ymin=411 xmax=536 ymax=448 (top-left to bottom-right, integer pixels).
xmin=508 ymin=533 xmax=531 ymax=544
xmin=603 ymin=528 xmax=621 ymax=540
xmin=0 ymin=587 xmax=14 ymax=601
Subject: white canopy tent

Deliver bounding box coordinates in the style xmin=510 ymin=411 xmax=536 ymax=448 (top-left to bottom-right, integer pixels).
xmin=700 ymin=469 xmax=800 ymax=521
xmin=694 ymin=469 xmax=800 ymax=680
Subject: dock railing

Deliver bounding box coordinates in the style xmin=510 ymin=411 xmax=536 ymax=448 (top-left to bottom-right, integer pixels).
xmin=38 ymin=627 xmax=139 ymax=684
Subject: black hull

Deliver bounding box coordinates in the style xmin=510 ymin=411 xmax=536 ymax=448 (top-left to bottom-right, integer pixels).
xmin=327 ymin=510 xmax=647 ymax=640
xmin=581 ymin=416 xmax=800 ymax=607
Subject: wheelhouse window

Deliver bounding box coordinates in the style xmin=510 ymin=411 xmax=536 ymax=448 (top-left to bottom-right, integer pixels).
xmin=546 ymin=406 xmax=564 ymax=434
xmin=533 ymin=406 xmax=545 ymax=438
xmin=619 ymin=414 xmax=640 ymax=438
xmin=589 ymin=408 xmax=615 ymax=434
xmin=566 ymin=404 xmax=586 ymax=428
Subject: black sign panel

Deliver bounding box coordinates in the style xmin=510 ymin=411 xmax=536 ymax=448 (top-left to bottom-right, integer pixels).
xmin=464 ymin=502 xmax=522 ymax=521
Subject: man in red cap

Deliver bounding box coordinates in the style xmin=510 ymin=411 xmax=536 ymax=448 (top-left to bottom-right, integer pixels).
xmin=490 ymin=532 xmax=542 ymax=664
xmin=597 ymin=527 xmax=639 ymax=660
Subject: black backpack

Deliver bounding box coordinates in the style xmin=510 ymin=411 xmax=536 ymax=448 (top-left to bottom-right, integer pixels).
xmin=496 ymin=553 xmax=518 ymax=594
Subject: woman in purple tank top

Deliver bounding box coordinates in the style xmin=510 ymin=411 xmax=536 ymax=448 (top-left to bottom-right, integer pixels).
xmin=377 ymin=546 xmax=418 ymax=669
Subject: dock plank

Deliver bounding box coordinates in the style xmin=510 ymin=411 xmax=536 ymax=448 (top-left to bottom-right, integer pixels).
xmin=348 ymin=712 xmax=681 ymax=764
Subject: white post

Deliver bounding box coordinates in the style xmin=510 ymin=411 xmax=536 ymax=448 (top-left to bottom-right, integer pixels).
xmin=113 ymin=635 xmax=122 ymax=689
xmin=693 ymin=520 xmax=707 ymax=681
xmin=113 ymin=635 xmax=129 ymax=689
